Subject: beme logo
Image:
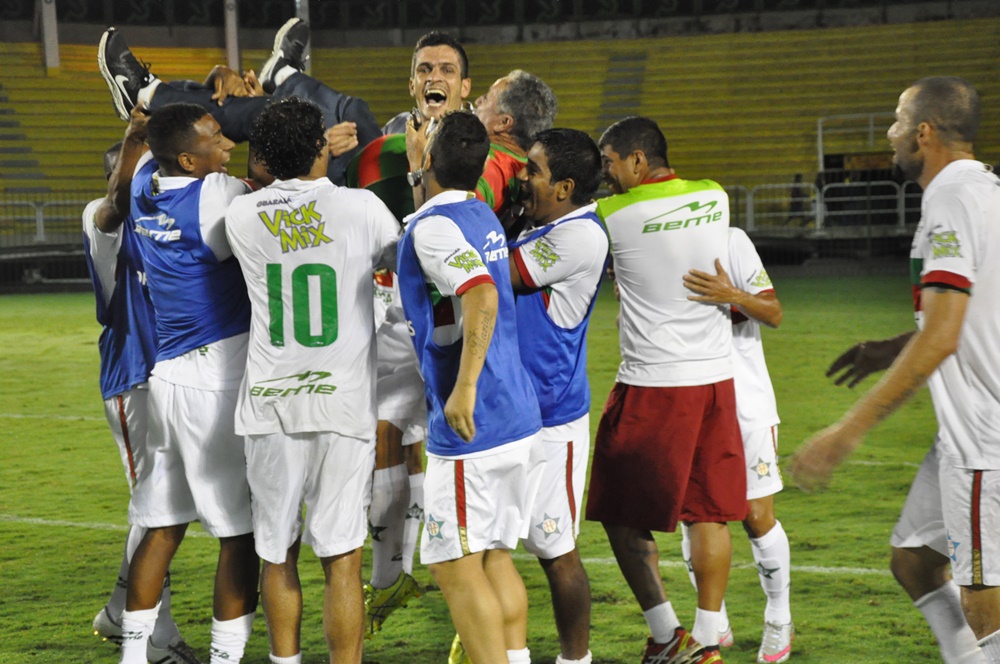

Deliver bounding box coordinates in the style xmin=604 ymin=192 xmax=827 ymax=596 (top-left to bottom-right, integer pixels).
xmin=641 ymin=200 xmax=723 ymax=233
xmin=250 ymin=370 xmax=338 ymax=397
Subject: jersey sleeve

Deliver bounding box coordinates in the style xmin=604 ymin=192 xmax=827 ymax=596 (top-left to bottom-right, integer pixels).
xmin=199 ymin=174 xmax=252 ymax=261
xmin=475 ymin=157 xmax=505 ymax=214
xmin=512 ymin=220 xmax=607 ymax=289
xmin=82 ymin=198 xmax=122 ymax=307
xmin=727 ymin=227 xmax=773 ymax=295
xmin=918 ymin=186 xmax=977 ymax=292
xmin=412 ymin=215 xmax=494 ymax=297
xmin=368 ymin=192 xmax=402 ymax=270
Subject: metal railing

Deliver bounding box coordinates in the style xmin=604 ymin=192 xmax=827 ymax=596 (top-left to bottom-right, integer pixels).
xmin=0 ymin=193 xmax=94 ymax=250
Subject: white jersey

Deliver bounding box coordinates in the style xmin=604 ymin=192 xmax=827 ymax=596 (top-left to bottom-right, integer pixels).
xmin=596 ymin=176 xmax=733 ymax=387
xmin=225 ymin=177 xmax=400 ymax=438
xmin=726 ymin=228 xmax=780 ymax=432
xmin=513 ymin=202 xmax=609 ymax=329
xmin=911 ymin=159 xmax=1000 ymax=469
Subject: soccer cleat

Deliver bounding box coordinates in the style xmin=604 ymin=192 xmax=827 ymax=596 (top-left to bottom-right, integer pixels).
xmin=92 ymin=606 xmax=123 ymax=645
xmin=448 ymin=633 xmax=472 ymax=664
xmin=717 ymin=622 xmax=734 ymax=648
xmin=148 ymin=635 xmax=203 ymax=664
xmin=673 ymin=645 xmax=724 ymax=664
xmin=364 ymin=571 xmax=421 ymax=636
xmin=259 ymin=17 xmax=310 ymax=94
xmin=756 ymin=621 xmax=793 ymax=663
xmin=641 ymin=627 xmax=694 ymax=663
xmin=98 ymin=27 xmax=156 ymax=121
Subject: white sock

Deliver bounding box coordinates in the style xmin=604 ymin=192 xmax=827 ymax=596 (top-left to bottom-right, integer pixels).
xmin=150 ymin=572 xmax=180 ymax=645
xmin=680 ymin=524 xmax=730 ymax=633
xmin=916 ymin=582 xmax=985 ymax=664
xmin=556 ymin=651 xmax=592 ymax=664
xmin=692 ymin=608 xmax=721 ymax=647
xmin=402 ymin=471 xmax=425 ymax=574
xmin=750 ymin=520 xmax=792 ymax=624
xmin=137 ymin=78 xmax=161 ymax=110
xmin=979 ymin=628 xmax=1000 ymax=663
xmin=507 ymin=647 xmax=531 ymax=663
xmin=274 ymin=65 xmax=296 ymax=89
xmin=644 ymin=602 xmax=681 ymax=644
xmin=369 ymin=464 xmax=408 ymax=588
xmin=269 ymin=654 xmax=302 ymax=664
xmin=210 ymin=613 xmax=255 ymax=664
xmin=107 ymin=525 xmax=145 ymax=618
xmin=119 ymin=604 xmax=159 ymax=664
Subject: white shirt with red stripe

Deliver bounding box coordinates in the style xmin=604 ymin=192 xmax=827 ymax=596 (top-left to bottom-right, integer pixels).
xmin=512 ymin=203 xmax=608 ymax=329
xmin=410 ymin=191 xmax=496 ymax=347
xmin=726 ymin=227 xmax=780 ymax=433
xmin=911 ymin=159 xmax=1000 ymax=469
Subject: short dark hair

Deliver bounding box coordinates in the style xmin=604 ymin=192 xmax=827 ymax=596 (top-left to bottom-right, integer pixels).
xmin=910 ymin=76 xmax=980 ymax=145
xmin=412 ymin=31 xmax=469 ymax=79
xmin=146 ymin=103 xmax=208 ymax=171
xmin=249 ymin=97 xmax=327 ymax=181
xmin=533 ymin=128 xmax=602 ymax=205
xmin=103 ymin=142 xmax=123 ymax=180
xmin=428 ymin=110 xmax=490 ymax=191
xmin=496 ymin=70 xmax=557 ymax=152
xmin=599 ymin=116 xmax=669 ymax=169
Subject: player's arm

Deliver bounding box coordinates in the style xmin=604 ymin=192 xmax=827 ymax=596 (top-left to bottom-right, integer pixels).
xmin=94 ymin=109 xmax=149 ymax=234
xmin=825 ymin=331 xmax=915 ymax=388
xmin=789 ymin=286 xmax=968 ymax=491
xmin=684 ymin=258 xmax=783 ymax=328
xmin=445 ymin=282 xmax=498 ymax=442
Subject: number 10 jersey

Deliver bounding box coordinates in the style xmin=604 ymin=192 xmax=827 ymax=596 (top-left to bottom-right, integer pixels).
xmin=225 ymin=177 xmax=401 ymax=439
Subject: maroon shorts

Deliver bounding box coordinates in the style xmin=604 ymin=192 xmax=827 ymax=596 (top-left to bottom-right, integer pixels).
xmin=585 ymin=380 xmax=747 ymax=532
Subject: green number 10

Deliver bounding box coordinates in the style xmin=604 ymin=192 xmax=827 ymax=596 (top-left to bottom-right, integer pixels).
xmin=266 ymin=263 xmax=339 ymax=347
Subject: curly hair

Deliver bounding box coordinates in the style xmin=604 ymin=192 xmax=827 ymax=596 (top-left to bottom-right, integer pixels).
xmin=249 ymin=97 xmax=327 ymax=181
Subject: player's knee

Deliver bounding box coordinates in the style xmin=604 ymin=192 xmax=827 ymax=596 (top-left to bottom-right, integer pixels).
xmin=741 ymin=502 xmax=776 ymax=538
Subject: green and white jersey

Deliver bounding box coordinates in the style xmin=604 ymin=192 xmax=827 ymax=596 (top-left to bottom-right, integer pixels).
xmin=597 ymin=176 xmax=733 ymax=387
xmin=225 ymin=177 xmax=400 ymax=438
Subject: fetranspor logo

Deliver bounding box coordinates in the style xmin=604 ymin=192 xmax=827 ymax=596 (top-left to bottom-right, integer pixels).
xmin=250 ymin=370 xmax=338 ymax=397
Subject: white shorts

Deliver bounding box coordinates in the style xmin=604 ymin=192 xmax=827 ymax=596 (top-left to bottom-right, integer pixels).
xmin=103 ymin=384 xmax=149 ymax=491
xmin=421 ymin=434 xmax=541 ymax=565
xmin=890 ymin=445 xmax=948 ymax=556
xmin=245 ymin=432 xmax=375 ymax=564
xmin=744 ymin=425 xmax=783 ymax=500
xmin=129 ymin=377 xmax=253 ymax=538
xmin=892 ymin=445 xmax=1000 ymax=586
xmin=376 ymin=326 xmax=426 ymax=426
xmin=940 ymin=458 xmax=1000 ymax=587
xmin=522 ymin=415 xmax=589 ymax=560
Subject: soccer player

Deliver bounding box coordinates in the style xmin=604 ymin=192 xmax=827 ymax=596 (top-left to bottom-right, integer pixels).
xmin=791 ymin=76 xmax=998 ymax=663
xmin=98 ymin=21 xmax=379 ymax=186
xmin=397 ymin=110 xmax=542 ymax=664
xmin=508 ymin=128 xmax=608 ymax=664
xmin=359 ymin=32 xmax=477 ymax=636
xmin=121 ymin=103 xmax=258 ymax=664
xmin=586 ymin=116 xmax=746 ymax=664
xmin=84 ymin=110 xmax=200 ymax=664
xmin=224 ymin=98 xmax=400 ymax=664
xmin=682 ymin=230 xmax=792 ymax=663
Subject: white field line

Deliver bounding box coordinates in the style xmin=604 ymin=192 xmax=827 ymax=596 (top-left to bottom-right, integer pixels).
xmin=0 ymin=412 xmax=104 ymax=422
xmin=1 ymin=514 xmax=891 ymax=576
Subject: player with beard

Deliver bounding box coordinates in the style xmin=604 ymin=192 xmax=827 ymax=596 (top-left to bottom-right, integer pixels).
xmin=791 ymin=76 xmax=997 ymax=664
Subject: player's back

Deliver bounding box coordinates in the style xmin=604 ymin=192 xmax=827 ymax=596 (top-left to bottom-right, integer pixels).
xmin=225 ymin=178 xmax=399 ymax=439
xmin=597 ymin=177 xmax=732 ymax=387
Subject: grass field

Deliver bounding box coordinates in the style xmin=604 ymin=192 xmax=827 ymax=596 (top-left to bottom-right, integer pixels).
xmin=0 ymin=273 xmax=944 ymax=663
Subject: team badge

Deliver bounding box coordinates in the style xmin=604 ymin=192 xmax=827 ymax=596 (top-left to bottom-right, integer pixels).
xmin=426 ymin=514 xmax=445 ymax=540
xmin=752 ymin=457 xmax=771 ymax=479
xmin=536 ymin=514 xmax=561 ymax=538
xmin=947 ymin=533 xmax=960 ymax=562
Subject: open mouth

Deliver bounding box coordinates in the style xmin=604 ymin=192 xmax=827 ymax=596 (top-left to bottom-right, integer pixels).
xmin=424 ymin=88 xmax=447 ymax=107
